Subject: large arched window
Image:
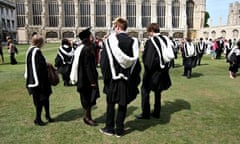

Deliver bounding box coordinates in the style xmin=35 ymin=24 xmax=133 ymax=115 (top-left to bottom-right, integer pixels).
xmin=127 ymin=0 xmax=136 ymax=27
xmin=172 ymin=0 xmax=180 ymax=28
xmin=16 ymin=0 xmax=26 ymax=27
xmin=203 ymin=31 xmax=209 ymax=38
xmin=79 ymin=0 xmax=90 ymax=27
xmin=142 ymin=0 xmax=151 ymax=27
xmin=48 ymin=0 xmax=59 ymax=27
xmin=63 ymin=31 xmax=74 ymax=38
xmin=95 ymin=0 xmax=106 ymax=27
xmin=211 ymin=30 xmax=216 ymax=39
xmin=221 ymin=30 xmax=226 ymax=37
xmin=63 ymin=0 xmax=75 ymax=27
xmin=111 ymin=0 xmax=121 ymax=22
xmin=46 ymin=31 xmax=58 ymax=38
xmin=32 ymin=0 xmax=42 ymax=25
xmin=233 ymin=29 xmax=239 ymax=38
xmin=186 ymin=0 xmax=194 ymax=28
xmin=157 ymin=0 xmax=166 ymax=28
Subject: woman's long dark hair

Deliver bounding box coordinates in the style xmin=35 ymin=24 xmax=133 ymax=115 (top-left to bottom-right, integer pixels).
xmin=82 ymin=37 xmax=95 ymax=56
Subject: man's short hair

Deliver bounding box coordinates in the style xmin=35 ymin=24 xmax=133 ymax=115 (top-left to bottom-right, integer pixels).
xmin=32 ymin=34 xmax=44 ymax=48
xmin=112 ymin=17 xmax=128 ymax=31
xmin=147 ymin=23 xmax=160 ymax=33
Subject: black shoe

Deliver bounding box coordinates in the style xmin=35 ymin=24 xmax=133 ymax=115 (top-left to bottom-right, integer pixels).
xmin=187 ymin=75 xmax=191 ymax=79
xmin=151 ymin=112 xmax=160 ymax=119
xmin=34 ymin=119 xmax=46 ymax=126
xmin=99 ymin=128 xmax=115 ymax=136
xmin=135 ymin=114 xmax=150 ymax=119
xmin=187 ymin=71 xmax=191 ymax=79
xmin=115 ymin=129 xmax=125 ymax=138
xmin=46 ymin=117 xmax=55 ymax=123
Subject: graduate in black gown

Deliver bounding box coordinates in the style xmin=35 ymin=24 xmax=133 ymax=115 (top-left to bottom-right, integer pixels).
xmin=70 ymin=28 xmax=100 ymax=126
xmin=99 ymin=17 xmax=141 ymax=137
xmin=196 ymin=37 xmax=206 ymax=65
xmin=169 ymin=37 xmax=178 ymax=68
xmin=55 ymin=39 xmax=74 ymax=86
xmin=182 ymin=38 xmax=197 ymax=78
xmin=25 ymin=34 xmax=54 ymax=126
xmin=227 ymin=39 xmax=240 ymax=79
xmin=135 ymin=23 xmax=173 ymax=119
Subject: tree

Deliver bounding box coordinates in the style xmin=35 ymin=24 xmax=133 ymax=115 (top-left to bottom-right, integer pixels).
xmin=204 ymin=11 xmax=210 ymax=27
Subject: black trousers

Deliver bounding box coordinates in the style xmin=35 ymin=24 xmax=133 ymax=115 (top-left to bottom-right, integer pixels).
xmin=229 ymin=63 xmax=239 ymax=73
xmin=32 ymin=94 xmax=50 ymax=121
xmin=184 ymin=67 xmax=192 ymax=78
xmin=105 ymin=101 xmax=127 ymax=132
xmin=197 ymin=53 xmax=204 ymax=65
xmin=10 ymin=53 xmax=17 ymax=65
xmin=141 ymin=85 xmax=161 ymax=117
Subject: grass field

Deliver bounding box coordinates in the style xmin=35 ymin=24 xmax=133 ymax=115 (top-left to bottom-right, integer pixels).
xmin=0 ymin=43 xmax=240 ymax=144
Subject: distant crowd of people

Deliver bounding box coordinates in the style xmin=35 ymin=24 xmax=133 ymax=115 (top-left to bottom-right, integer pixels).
xmin=0 ymin=36 xmax=18 ymax=64
xmin=23 ymin=17 xmax=240 ymax=138
xmin=179 ymin=37 xmax=240 ymax=79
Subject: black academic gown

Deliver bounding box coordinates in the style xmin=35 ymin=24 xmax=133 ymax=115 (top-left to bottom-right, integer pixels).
xmin=182 ymin=42 xmax=197 ymax=69
xmin=142 ymin=37 xmax=171 ymax=92
xmin=196 ymin=41 xmax=206 ymax=56
xmin=76 ymin=44 xmax=99 ymax=108
xmin=228 ymin=47 xmax=240 ymax=73
xmin=100 ymin=33 xmax=141 ymax=106
xmin=55 ymin=46 xmax=74 ymax=83
xmin=25 ymin=47 xmax=52 ymax=100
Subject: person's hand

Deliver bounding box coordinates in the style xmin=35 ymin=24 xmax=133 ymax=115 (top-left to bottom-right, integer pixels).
xmin=103 ymin=34 xmax=109 ymax=39
xmin=91 ymin=83 xmax=96 ymax=87
xmin=47 ymin=63 xmax=52 ymax=67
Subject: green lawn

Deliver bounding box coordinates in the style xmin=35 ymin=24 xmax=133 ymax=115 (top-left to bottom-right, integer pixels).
xmin=0 ymin=43 xmax=240 ymax=144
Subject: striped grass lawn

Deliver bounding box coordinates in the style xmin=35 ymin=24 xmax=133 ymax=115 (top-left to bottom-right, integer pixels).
xmin=0 ymin=43 xmax=240 ymax=144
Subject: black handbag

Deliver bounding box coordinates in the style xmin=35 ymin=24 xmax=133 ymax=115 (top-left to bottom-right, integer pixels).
xmin=47 ymin=64 xmax=60 ymax=86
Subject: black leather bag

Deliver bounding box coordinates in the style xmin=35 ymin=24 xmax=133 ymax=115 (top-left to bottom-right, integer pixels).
xmin=47 ymin=64 xmax=60 ymax=86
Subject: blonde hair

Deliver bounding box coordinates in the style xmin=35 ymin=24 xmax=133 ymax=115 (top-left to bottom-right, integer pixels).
xmin=7 ymin=39 xmax=13 ymax=44
xmin=32 ymin=34 xmax=44 ymax=48
xmin=112 ymin=17 xmax=128 ymax=31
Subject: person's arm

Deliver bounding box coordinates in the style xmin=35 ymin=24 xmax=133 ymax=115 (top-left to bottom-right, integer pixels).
xmin=100 ymin=42 xmax=111 ymax=86
xmin=84 ymin=50 xmax=97 ymax=87
xmin=142 ymin=40 xmax=156 ymax=71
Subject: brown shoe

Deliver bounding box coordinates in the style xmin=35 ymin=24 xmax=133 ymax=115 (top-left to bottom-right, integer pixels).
xmin=83 ymin=117 xmax=97 ymax=126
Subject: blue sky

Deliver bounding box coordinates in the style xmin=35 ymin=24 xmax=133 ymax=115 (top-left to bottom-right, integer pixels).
xmin=206 ymin=0 xmax=238 ymax=26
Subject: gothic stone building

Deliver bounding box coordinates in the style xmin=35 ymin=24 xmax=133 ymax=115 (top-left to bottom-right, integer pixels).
xmin=15 ymin=0 xmax=206 ymax=44
xmin=198 ymin=1 xmax=240 ymax=41
xmin=0 ymin=0 xmax=16 ymax=42
xmin=228 ymin=1 xmax=240 ymax=26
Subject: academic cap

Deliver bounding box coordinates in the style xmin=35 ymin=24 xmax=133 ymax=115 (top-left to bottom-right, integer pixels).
xmin=79 ymin=27 xmax=92 ymax=40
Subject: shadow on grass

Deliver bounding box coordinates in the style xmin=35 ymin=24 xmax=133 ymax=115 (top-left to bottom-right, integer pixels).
xmin=125 ymin=99 xmax=191 ymax=134
xmin=94 ymin=106 xmax=138 ymax=124
xmin=0 ymin=61 xmax=25 ymax=65
xmin=54 ymin=108 xmax=83 ymax=122
xmin=191 ymin=72 xmax=203 ymax=78
xmin=160 ymin=99 xmax=191 ymax=124
xmin=172 ymin=64 xmax=182 ymax=68
xmin=198 ymin=63 xmax=209 ymax=66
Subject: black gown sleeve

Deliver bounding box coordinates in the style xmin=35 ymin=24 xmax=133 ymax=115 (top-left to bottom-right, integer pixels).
xmin=143 ymin=40 xmax=159 ymax=71
xmin=83 ymin=50 xmax=97 ymax=85
xmin=100 ymin=44 xmax=112 ymax=93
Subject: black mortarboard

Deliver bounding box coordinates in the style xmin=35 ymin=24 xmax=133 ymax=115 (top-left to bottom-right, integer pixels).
xmin=79 ymin=27 xmax=91 ymax=40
